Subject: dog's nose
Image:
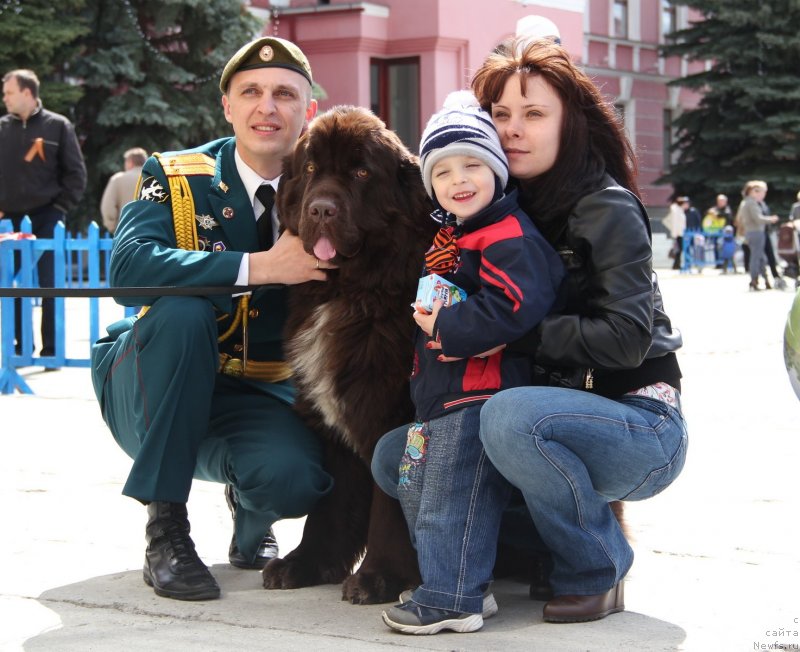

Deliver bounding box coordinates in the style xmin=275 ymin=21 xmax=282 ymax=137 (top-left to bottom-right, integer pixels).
xmin=308 ymin=198 xmax=338 ymax=220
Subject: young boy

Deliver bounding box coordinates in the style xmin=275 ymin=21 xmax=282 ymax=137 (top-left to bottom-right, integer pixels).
xmin=719 ymin=224 xmax=738 ymax=274
xmin=381 ymin=91 xmax=565 ymax=635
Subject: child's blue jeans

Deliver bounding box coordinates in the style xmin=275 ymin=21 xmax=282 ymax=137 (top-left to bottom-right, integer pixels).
xmin=394 ymin=405 xmax=512 ymax=614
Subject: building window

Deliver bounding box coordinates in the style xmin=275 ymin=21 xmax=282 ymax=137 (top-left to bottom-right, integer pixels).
xmin=370 ymin=58 xmax=420 ymax=151
xmin=661 ymin=0 xmax=677 ymax=37
xmin=613 ymin=0 xmax=628 ymax=39
xmin=663 ymin=108 xmax=674 ymax=171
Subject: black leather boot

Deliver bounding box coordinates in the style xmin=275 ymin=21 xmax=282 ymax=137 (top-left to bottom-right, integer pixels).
xmin=225 ymin=485 xmax=279 ymax=569
xmin=143 ymin=502 xmax=220 ymax=600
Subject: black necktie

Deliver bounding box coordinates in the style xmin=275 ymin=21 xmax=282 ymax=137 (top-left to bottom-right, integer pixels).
xmin=255 ymin=184 xmax=275 ymax=250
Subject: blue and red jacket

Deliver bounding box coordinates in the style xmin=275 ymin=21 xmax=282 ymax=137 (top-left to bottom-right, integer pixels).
xmin=410 ymin=189 xmax=565 ymax=421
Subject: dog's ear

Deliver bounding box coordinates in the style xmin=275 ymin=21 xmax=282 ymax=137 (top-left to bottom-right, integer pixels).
xmin=276 ymin=132 xmax=310 ymax=234
xmin=397 ymin=153 xmax=423 ymax=198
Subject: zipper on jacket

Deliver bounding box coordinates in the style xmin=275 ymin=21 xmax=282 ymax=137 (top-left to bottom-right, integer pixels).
xmin=584 ymin=368 xmax=594 ymax=390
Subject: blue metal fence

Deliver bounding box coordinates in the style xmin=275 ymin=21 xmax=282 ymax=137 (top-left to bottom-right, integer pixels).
xmin=0 ymin=218 xmax=129 ymax=394
xmin=680 ymin=229 xmax=727 ymax=272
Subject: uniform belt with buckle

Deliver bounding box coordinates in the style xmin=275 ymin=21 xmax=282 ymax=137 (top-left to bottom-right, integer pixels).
xmin=218 ymin=353 xmax=293 ymax=383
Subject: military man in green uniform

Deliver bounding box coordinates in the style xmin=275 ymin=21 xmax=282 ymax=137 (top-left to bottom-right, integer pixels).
xmin=91 ymin=37 xmax=334 ymax=601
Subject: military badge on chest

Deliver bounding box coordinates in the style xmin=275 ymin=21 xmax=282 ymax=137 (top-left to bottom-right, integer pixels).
xmin=195 ymin=214 xmax=219 ymax=230
xmin=195 ymin=214 xmax=221 ymax=252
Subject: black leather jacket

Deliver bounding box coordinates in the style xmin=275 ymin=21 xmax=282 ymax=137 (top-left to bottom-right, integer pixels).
xmin=512 ymin=176 xmax=683 ymax=397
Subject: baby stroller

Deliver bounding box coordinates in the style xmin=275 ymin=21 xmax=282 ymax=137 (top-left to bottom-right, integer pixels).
xmin=777 ymin=222 xmax=799 ymax=289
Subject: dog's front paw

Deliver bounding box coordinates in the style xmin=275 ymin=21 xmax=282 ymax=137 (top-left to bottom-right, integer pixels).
xmin=262 ymin=553 xmax=349 ymax=590
xmin=342 ymin=568 xmax=414 ymax=605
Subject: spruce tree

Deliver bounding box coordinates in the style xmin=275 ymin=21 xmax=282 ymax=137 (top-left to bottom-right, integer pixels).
xmin=71 ymin=0 xmax=259 ymax=230
xmin=660 ymin=0 xmax=800 ymax=214
xmin=0 ymin=0 xmax=88 ymax=115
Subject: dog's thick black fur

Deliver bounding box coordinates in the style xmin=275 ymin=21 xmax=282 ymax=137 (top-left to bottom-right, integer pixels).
xmin=261 ymin=106 xmax=436 ymax=604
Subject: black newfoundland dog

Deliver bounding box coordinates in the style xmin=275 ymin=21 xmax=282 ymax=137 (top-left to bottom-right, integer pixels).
xmin=261 ymin=105 xmax=627 ymax=605
xmin=262 ymin=106 xmax=436 ymax=604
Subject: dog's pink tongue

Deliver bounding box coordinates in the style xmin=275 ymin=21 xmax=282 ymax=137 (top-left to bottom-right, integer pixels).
xmin=313 ymin=237 xmax=337 ymax=261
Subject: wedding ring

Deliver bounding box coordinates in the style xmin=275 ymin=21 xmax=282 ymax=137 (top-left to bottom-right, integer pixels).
xmin=315 ymin=258 xmax=320 ymax=270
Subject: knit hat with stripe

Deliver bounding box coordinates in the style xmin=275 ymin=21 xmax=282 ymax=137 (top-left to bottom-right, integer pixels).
xmin=419 ymin=90 xmax=509 ymax=203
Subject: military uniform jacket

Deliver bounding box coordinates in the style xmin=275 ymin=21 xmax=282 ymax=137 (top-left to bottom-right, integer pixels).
xmin=109 ymin=136 xmax=288 ymax=365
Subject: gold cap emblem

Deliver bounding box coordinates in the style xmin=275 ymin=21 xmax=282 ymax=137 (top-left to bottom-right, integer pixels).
xmin=259 ymin=45 xmax=274 ymax=62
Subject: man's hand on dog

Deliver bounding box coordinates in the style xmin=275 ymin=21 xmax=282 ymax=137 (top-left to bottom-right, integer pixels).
xmin=249 ymin=231 xmax=335 ymax=285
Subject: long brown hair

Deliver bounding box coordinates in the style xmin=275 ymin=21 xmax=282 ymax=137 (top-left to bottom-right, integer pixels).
xmin=471 ymin=37 xmax=639 ymax=238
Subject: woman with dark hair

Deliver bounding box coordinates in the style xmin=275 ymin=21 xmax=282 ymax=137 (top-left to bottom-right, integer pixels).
xmin=471 ymin=37 xmax=687 ymax=623
xmin=372 ymin=37 xmax=688 ymax=627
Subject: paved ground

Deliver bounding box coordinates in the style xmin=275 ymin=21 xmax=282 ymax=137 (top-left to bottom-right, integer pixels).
xmin=1 ymin=267 xmax=799 ymax=651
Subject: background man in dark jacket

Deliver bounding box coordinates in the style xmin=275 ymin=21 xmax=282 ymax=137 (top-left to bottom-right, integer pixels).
xmin=680 ymin=196 xmax=702 ymax=232
xmin=1 ymin=68 xmax=87 ymax=359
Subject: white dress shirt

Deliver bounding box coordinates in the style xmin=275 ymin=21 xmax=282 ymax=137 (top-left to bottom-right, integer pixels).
xmin=233 ymin=148 xmax=280 ymax=285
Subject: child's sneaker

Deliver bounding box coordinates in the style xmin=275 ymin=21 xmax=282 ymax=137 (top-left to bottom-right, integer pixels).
xmin=382 ymin=600 xmax=483 ymax=634
xmin=398 ymin=589 xmax=498 ymax=619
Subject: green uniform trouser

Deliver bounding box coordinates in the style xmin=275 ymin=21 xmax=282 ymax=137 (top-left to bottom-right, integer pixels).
xmin=90 ymin=296 xmax=332 ymax=562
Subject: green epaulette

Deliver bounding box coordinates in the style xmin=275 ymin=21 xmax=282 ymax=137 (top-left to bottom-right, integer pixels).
xmin=159 ymin=152 xmax=216 ymax=177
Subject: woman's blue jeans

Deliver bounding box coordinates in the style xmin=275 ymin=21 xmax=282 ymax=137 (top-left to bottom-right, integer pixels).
xmin=383 ymin=406 xmax=512 ymax=614
xmin=373 ymin=387 xmax=689 ymax=599
xmin=479 ymin=386 xmax=688 ymax=596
